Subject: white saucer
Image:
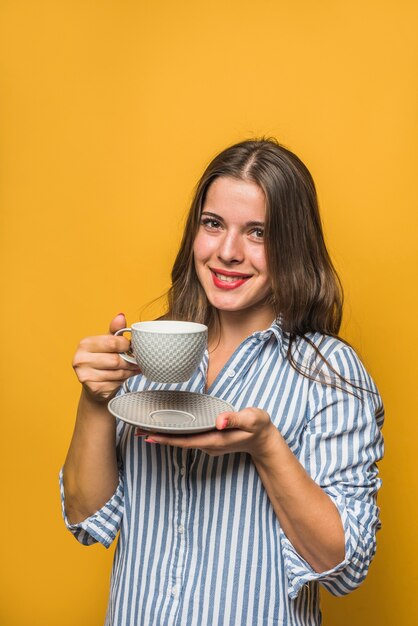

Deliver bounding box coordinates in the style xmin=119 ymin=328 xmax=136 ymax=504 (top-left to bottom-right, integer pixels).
xmin=108 ymin=390 xmax=234 ymax=434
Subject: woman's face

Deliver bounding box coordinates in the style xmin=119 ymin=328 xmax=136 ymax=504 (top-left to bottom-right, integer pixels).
xmin=193 ymin=176 xmax=273 ymax=316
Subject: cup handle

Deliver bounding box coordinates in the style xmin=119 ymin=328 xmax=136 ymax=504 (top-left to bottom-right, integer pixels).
xmin=114 ymin=327 xmax=137 ymax=364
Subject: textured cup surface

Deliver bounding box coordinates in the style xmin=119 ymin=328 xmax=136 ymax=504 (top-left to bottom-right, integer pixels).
xmin=130 ymin=321 xmax=207 ymax=383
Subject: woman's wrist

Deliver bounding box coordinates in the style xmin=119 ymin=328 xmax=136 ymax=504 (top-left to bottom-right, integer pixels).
xmin=77 ymin=388 xmax=117 ymax=426
xmin=250 ymin=421 xmax=284 ymax=464
xmin=80 ymin=385 xmax=116 ymax=406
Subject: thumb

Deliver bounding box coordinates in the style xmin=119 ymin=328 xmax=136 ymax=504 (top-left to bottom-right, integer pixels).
xmin=109 ymin=313 xmax=127 ymax=335
xmin=216 ymin=411 xmax=237 ymax=431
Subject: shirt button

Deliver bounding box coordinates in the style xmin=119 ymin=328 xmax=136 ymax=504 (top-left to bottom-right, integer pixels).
xmin=177 ymin=525 xmax=184 ymax=534
xmin=171 ymin=585 xmax=178 ymax=598
xmin=180 ymin=467 xmax=186 ymax=476
xmin=227 ymin=368 xmax=235 ymax=377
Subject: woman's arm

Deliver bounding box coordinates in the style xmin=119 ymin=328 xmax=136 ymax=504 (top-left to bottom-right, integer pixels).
xmin=141 ymin=345 xmax=383 ymax=590
xmin=63 ymin=314 xmax=140 ymax=524
xmin=140 ymin=409 xmax=344 ymax=572
xmin=63 ymin=391 xmax=119 ymax=524
xmin=248 ymin=416 xmax=345 ymax=572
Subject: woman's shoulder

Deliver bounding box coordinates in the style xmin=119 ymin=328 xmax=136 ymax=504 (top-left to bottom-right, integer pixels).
xmin=297 ymin=332 xmax=381 ymax=396
xmin=293 ymin=331 xmax=357 ymax=364
xmin=274 ymin=319 xmax=355 ymax=361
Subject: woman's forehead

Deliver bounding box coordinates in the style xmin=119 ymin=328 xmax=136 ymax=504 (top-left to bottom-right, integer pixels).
xmin=203 ymin=176 xmax=266 ymax=221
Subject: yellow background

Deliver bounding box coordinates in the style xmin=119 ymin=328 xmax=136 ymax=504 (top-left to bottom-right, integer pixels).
xmin=1 ymin=1 xmax=417 ymax=624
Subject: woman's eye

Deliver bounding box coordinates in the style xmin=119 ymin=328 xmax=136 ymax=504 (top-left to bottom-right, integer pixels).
xmin=201 ymin=218 xmax=221 ymax=230
xmin=250 ymin=228 xmax=264 ymax=241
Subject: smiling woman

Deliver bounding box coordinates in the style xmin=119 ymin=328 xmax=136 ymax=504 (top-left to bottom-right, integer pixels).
xmin=167 ymin=139 xmax=343 ymax=339
xmin=61 ymin=138 xmax=384 ymax=626
xmin=194 ymin=177 xmax=272 ymax=314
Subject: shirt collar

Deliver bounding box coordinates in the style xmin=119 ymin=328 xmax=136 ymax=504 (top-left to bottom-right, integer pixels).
xmin=250 ymin=317 xmax=289 ymax=353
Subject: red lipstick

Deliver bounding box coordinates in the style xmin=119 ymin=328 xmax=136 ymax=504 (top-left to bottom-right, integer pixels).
xmin=210 ymin=268 xmax=252 ymax=290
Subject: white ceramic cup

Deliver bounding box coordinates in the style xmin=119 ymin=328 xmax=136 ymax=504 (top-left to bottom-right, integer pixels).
xmin=114 ymin=320 xmax=208 ymax=383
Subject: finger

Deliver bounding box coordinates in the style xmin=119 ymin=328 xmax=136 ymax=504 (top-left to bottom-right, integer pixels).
xmin=215 ymin=411 xmax=237 ymax=430
xmin=78 ymin=367 xmax=139 ymax=383
xmin=79 ymin=334 xmax=131 ymax=354
xmin=144 ymin=430 xmax=225 ymax=448
xmin=109 ymin=313 xmax=127 ymax=335
xmin=76 ymin=351 xmax=139 ymax=371
xmin=134 ymin=428 xmax=150 ymax=437
xmin=74 ymin=350 xmax=137 ymax=372
xmin=218 ymin=408 xmax=271 ymax=434
xmin=143 ymin=434 xmax=192 ymax=447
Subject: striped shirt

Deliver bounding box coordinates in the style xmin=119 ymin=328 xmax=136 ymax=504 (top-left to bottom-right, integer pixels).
xmin=60 ymin=320 xmax=384 ymax=625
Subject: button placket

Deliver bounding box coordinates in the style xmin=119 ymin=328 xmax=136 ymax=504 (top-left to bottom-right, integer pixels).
xmin=230 ymin=338 xmax=275 ymax=405
xmin=218 ymin=341 xmax=261 ymax=400
xmin=177 ymin=450 xmax=188 ymax=538
xmin=168 ymin=449 xmax=189 ymax=601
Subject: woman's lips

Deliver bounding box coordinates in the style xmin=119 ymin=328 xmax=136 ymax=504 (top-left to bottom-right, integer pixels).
xmin=210 ymin=268 xmax=252 ymax=290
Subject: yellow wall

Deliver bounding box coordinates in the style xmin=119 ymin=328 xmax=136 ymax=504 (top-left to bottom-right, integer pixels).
xmin=1 ymin=1 xmax=416 ymax=624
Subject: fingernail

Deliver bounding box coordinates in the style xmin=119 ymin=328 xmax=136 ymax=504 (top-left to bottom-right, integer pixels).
xmin=219 ymin=418 xmax=228 ymax=430
xmin=145 ymin=437 xmax=157 ymax=444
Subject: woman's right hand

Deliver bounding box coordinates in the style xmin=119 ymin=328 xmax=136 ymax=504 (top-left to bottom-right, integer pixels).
xmin=72 ymin=313 xmax=141 ymax=403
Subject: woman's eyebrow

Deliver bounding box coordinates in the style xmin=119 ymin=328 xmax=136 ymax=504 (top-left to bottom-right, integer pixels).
xmin=201 ymin=211 xmax=265 ymax=227
xmin=201 ymin=211 xmax=224 ymax=221
xmin=246 ymin=220 xmax=265 ymax=228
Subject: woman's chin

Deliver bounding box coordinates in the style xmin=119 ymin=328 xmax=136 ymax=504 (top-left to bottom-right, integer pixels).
xmin=207 ymin=293 xmax=244 ymax=312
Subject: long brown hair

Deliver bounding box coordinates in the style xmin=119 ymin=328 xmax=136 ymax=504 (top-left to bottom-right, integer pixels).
xmin=166 ymin=138 xmax=343 ymax=339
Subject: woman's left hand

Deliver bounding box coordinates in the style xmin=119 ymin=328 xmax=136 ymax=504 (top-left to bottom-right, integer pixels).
xmin=135 ymin=407 xmax=280 ymax=459
xmin=137 ymin=408 xmax=346 ymax=571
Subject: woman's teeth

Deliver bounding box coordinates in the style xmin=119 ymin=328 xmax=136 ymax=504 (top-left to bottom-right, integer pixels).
xmin=214 ymin=272 xmax=248 ymax=283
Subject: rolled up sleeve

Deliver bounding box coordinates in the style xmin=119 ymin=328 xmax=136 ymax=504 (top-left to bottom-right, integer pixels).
xmin=282 ymin=346 xmax=384 ymax=598
xmin=59 ymin=467 xmax=124 ymax=548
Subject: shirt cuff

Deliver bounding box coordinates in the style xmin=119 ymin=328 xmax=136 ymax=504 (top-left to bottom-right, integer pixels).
xmin=280 ymin=489 xmax=357 ymax=599
xmin=59 ymin=467 xmax=124 ymax=548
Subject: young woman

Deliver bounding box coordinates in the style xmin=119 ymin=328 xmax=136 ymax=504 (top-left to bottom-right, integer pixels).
xmin=61 ymin=139 xmax=384 ymax=626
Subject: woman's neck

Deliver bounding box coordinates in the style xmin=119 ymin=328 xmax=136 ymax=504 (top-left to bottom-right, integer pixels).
xmin=209 ymin=304 xmax=276 ymax=351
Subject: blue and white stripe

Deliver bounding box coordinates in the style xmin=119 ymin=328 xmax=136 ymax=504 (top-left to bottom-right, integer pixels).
xmin=60 ymin=321 xmax=384 ymax=625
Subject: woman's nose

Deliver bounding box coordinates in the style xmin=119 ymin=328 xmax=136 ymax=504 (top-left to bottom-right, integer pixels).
xmin=217 ymin=231 xmax=244 ymax=264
